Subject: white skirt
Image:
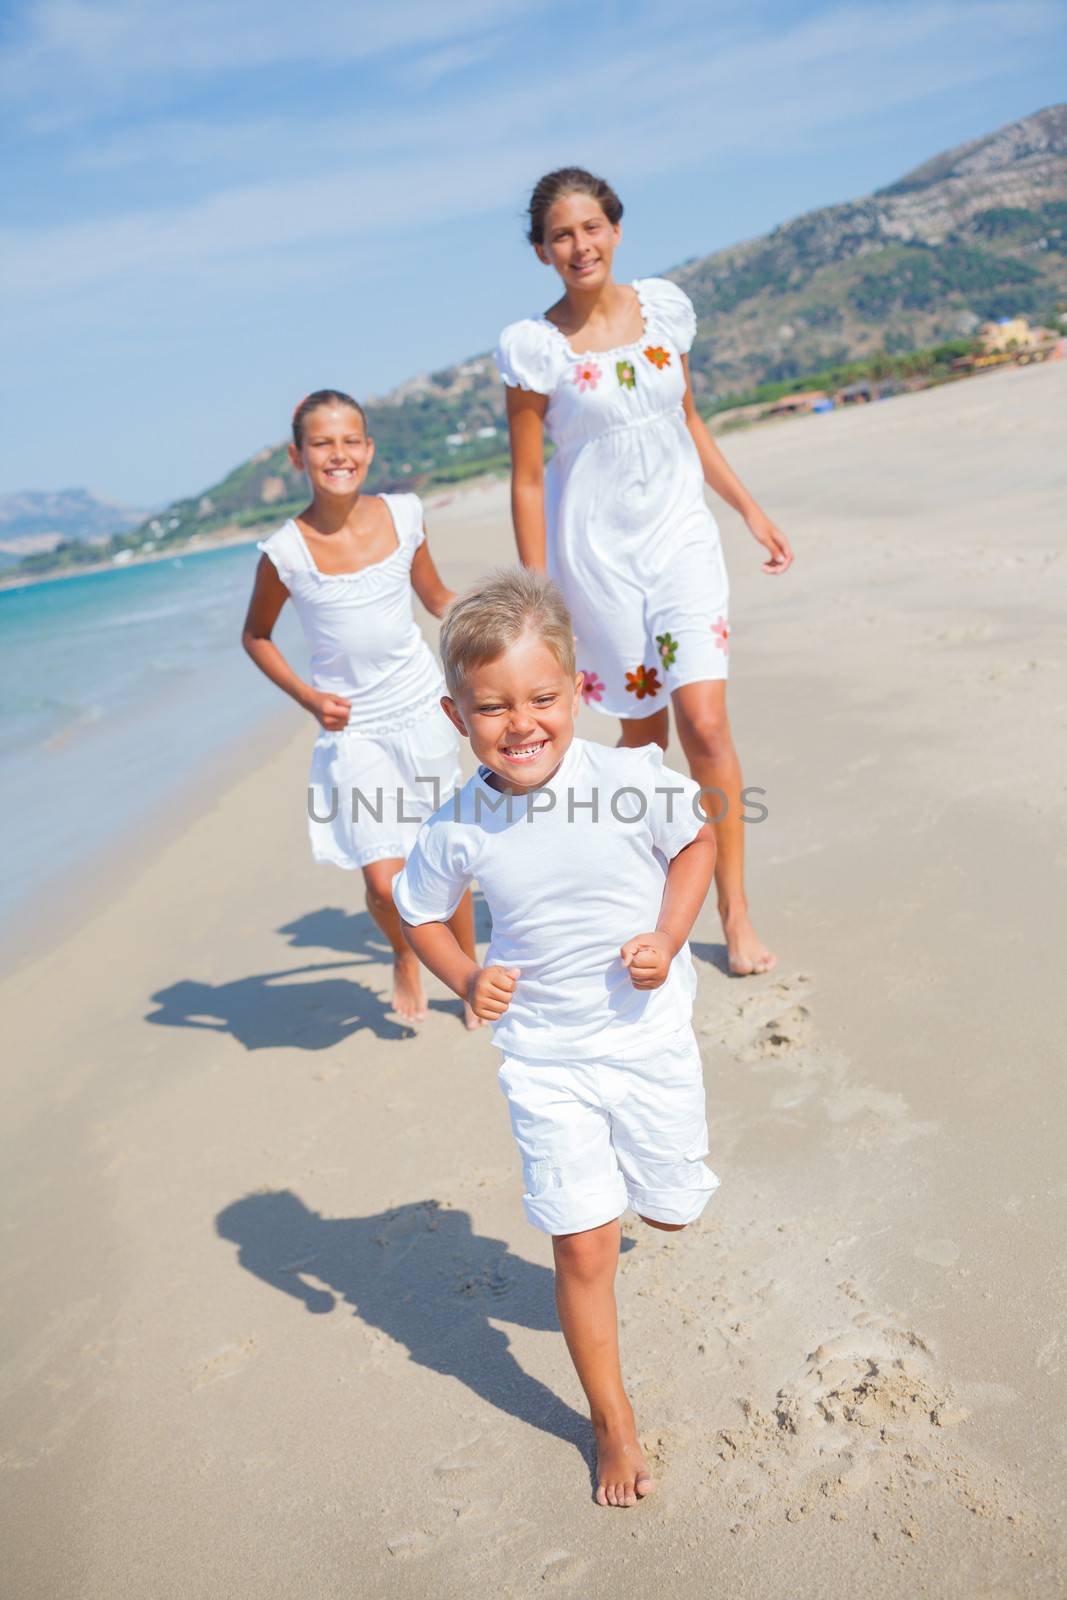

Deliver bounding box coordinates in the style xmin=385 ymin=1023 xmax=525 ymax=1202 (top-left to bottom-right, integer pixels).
xmin=307 ymin=694 xmax=461 ymax=870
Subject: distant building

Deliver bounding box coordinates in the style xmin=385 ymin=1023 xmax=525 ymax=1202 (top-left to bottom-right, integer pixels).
xmin=977 ymin=316 xmax=1056 ymax=352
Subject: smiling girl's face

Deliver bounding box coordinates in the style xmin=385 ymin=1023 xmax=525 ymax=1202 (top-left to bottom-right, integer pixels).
xmin=535 ymin=192 xmax=620 ymax=294
xmin=288 ymin=404 xmax=374 ymax=499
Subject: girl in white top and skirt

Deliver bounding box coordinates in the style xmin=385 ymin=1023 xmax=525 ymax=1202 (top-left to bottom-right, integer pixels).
xmin=242 ymin=389 xmax=478 ymax=1026
xmin=497 ymin=168 xmax=795 ymax=977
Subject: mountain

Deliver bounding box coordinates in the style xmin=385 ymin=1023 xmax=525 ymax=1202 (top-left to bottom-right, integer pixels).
xmin=9 ymin=105 xmax=1066 ymax=578
xmin=675 ymin=102 xmax=1067 ymax=394
xmin=0 ymin=488 xmax=147 ymax=564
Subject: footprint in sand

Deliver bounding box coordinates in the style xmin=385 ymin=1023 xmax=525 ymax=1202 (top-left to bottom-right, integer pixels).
xmin=707 ymin=1296 xmax=1040 ymax=1551
xmin=433 ymin=1431 xmax=507 ymax=1480
xmin=385 ymin=1529 xmax=436 ymax=1559
xmin=738 ymin=1004 xmax=812 ymax=1063
xmin=192 ymin=1336 xmax=257 ymax=1389
xmin=455 ymin=1258 xmax=515 ymax=1301
xmin=539 ymin=1552 xmax=589 ymax=1586
xmin=701 ymin=973 xmax=814 ymax=1059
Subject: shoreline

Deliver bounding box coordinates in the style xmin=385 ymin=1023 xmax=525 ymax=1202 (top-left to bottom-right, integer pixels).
xmin=0 ymin=482 xmax=506 ymax=594
xmin=0 ymin=699 xmax=307 ymax=985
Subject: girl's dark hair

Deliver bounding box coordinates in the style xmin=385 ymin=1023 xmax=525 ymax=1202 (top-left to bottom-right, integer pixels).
xmin=526 ymin=167 xmax=623 ymax=246
xmin=291 ymin=389 xmax=367 ymax=448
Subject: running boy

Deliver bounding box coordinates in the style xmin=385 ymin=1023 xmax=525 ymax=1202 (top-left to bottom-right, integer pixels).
xmin=393 ymin=568 xmax=719 ymax=1507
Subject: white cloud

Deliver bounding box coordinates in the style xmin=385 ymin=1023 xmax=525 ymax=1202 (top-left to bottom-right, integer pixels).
xmin=0 ymin=0 xmax=538 ymax=104
xmin=3 ymin=0 xmax=1061 ymax=295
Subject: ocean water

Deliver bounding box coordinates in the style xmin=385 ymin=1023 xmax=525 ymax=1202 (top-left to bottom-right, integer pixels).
xmin=0 ymin=543 xmax=306 ymax=934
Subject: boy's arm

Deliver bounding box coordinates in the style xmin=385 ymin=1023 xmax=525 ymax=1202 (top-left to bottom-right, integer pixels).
xmin=621 ymin=824 xmax=716 ymax=990
xmin=401 ymin=917 xmax=518 ymax=1020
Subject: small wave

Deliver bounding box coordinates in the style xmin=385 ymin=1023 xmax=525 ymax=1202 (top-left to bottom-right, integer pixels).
xmin=110 ymin=603 xmax=188 ymax=628
xmin=44 ymin=702 xmax=105 ymax=751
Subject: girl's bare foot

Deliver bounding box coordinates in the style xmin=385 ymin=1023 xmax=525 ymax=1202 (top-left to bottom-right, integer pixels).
xmin=722 ymin=906 xmax=776 ymax=977
xmin=462 ymin=1000 xmax=484 ymax=1031
xmin=391 ymin=950 xmax=427 ymax=1021
xmin=594 ymin=1414 xmax=654 ymax=1507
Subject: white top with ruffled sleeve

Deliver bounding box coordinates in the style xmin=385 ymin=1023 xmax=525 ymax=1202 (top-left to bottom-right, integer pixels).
xmin=494 ymin=278 xmax=715 ymax=589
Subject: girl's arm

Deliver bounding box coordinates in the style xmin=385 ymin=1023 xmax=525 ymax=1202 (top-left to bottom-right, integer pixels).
xmin=400 ymin=917 xmax=517 ymax=1020
xmin=680 ymin=356 xmax=794 ymax=575
xmin=410 ymin=535 xmax=454 ymax=618
xmin=504 ymin=386 xmax=550 ymax=571
xmin=241 ymin=556 xmax=350 ymax=729
xmin=620 ymin=824 xmax=717 ymax=989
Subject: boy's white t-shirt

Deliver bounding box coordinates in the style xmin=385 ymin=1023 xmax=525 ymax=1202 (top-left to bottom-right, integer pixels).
xmin=392 ymin=737 xmax=706 ymax=1060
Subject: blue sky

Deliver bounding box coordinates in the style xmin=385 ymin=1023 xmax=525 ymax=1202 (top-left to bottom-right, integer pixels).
xmin=2 ymin=0 xmax=1065 ymax=507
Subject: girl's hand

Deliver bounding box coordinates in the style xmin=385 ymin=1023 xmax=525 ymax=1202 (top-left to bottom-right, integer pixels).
xmin=468 ymin=965 xmax=519 ymax=1021
xmin=744 ymin=507 xmax=794 ymax=574
xmin=620 ymin=932 xmax=676 ymax=990
xmin=306 ymin=690 xmax=352 ymax=731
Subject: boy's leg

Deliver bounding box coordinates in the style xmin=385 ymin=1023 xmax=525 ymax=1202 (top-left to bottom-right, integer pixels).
xmin=552 ymin=1218 xmax=653 ymax=1507
xmin=362 ymin=858 xmax=426 ymax=1022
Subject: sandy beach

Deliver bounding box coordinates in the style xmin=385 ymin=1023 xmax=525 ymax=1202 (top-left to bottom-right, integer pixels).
xmin=2 ymin=361 xmax=1065 ymax=1598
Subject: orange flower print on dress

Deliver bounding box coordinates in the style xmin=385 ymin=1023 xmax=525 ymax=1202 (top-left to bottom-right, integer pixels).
xmin=643 ymin=345 xmax=671 ymax=370
xmin=580 ymin=670 xmax=605 ymax=705
xmin=572 ymin=359 xmax=602 ymax=392
xmin=711 ymin=616 xmax=730 ymax=653
xmin=625 ymin=664 xmax=662 ymax=700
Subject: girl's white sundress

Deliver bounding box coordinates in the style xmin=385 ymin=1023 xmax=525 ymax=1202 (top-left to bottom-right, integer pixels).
xmin=495 ymin=277 xmax=730 ymax=718
xmin=257 ymin=493 xmax=460 ymax=869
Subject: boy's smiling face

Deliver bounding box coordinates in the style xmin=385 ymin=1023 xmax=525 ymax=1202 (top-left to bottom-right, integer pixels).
xmin=443 ymin=631 xmax=582 ymax=795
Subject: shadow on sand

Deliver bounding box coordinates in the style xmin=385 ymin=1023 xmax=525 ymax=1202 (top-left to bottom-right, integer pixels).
xmin=144 ymin=899 xmax=486 ymax=1049
xmin=145 ymin=959 xmax=415 ymax=1048
xmin=216 ymin=1189 xmax=592 ymax=1461
xmin=690 ymin=939 xmax=731 ymax=976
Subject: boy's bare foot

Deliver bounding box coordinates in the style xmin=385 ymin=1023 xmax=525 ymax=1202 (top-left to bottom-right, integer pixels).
xmin=594 ymin=1416 xmax=654 ymax=1507
xmin=723 ymin=907 xmax=776 ymax=977
xmin=391 ymin=950 xmax=427 ymax=1021
xmin=462 ymin=1000 xmax=484 ymax=1031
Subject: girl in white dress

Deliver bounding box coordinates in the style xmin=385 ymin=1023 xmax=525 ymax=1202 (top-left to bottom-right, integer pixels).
xmin=497 ymin=168 xmax=794 ymax=977
xmin=242 ymin=390 xmax=478 ymax=1026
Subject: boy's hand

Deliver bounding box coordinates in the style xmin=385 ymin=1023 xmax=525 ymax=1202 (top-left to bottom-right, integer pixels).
xmin=468 ymin=965 xmax=519 ymax=1021
xmin=306 ymin=690 xmax=352 ymax=731
xmin=620 ymin=932 xmax=676 ymax=990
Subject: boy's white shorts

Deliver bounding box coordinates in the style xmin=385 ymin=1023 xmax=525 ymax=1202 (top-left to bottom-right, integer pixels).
xmin=497 ymin=1026 xmax=719 ymax=1236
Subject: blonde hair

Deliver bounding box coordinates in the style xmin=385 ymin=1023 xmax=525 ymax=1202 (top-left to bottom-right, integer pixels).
xmin=440 ymin=567 xmax=576 ymax=699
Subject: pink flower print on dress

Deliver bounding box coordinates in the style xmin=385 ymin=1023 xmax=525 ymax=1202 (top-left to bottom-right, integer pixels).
xmin=711 ymin=616 xmax=730 ymax=653
xmin=572 ymin=359 xmax=602 ymax=393
xmin=580 ymin=670 xmax=605 ymax=705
